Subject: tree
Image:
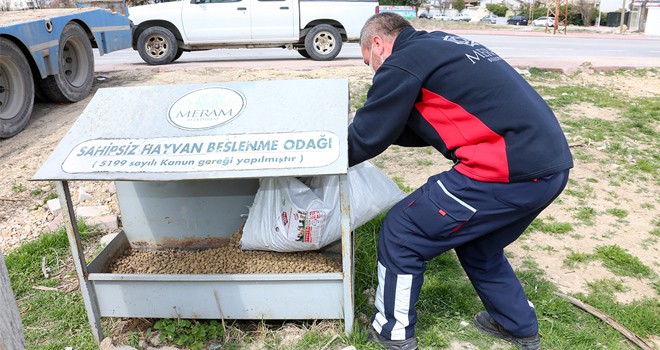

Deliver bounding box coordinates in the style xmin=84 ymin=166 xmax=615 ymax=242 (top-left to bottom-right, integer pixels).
xmin=381 ymin=0 xmax=423 ymax=6
xmin=575 ymin=0 xmax=596 ymax=26
xmin=518 ymin=0 xmax=546 ymax=18
xmin=486 ymin=3 xmax=508 ymax=17
xmin=453 ymin=0 xmax=465 ymax=11
xmin=639 ymin=0 xmax=649 ymax=31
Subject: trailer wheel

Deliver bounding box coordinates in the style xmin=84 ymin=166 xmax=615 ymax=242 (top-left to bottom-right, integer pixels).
xmin=304 ymin=24 xmax=342 ymax=61
xmin=137 ymin=26 xmax=178 ymax=65
xmin=0 ymin=38 xmax=34 ymax=138
xmin=39 ymin=22 xmax=94 ymax=103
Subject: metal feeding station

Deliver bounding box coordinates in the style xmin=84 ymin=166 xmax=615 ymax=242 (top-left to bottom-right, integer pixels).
xmin=33 ymin=79 xmax=353 ymax=342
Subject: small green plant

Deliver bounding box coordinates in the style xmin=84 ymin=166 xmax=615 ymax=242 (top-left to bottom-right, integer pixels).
xmin=641 ymin=237 xmax=657 ymax=250
xmin=416 ymin=159 xmax=434 ymax=166
xmin=573 ymin=206 xmax=596 ymax=226
xmin=11 ymin=183 xmax=27 ymax=193
xmin=153 ymin=319 xmax=224 ymax=350
xmin=31 ymin=188 xmax=44 ymax=195
xmin=541 ymin=245 xmax=558 ymax=254
xmin=127 ymin=332 xmax=140 ymax=348
xmin=605 ymin=208 xmax=628 ymax=218
xmin=641 ymin=203 xmax=655 ymax=210
xmin=585 ymin=178 xmax=598 ymax=183
xmin=42 ymin=192 xmax=58 ymax=203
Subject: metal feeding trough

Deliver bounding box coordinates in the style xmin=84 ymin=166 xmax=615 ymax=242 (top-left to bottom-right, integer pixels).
xmin=33 ymin=79 xmax=353 ymax=342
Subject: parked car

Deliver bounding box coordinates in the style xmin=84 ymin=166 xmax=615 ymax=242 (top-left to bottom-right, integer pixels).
xmin=433 ymin=13 xmax=452 ymax=21
xmin=451 ymin=13 xmax=472 ymax=22
xmin=479 ymin=14 xmax=497 ymax=24
xmin=507 ymin=15 xmax=529 ymax=25
xmin=419 ymin=12 xmax=433 ymax=19
xmin=532 ymin=16 xmax=555 ymax=26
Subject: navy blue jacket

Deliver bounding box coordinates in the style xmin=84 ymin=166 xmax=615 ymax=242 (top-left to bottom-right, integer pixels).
xmin=348 ymin=28 xmax=573 ymax=183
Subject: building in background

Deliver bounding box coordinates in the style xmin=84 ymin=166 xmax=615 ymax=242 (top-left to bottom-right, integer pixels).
xmin=1 ymin=0 xmax=40 ymax=10
xmin=379 ymin=5 xmax=419 ymax=18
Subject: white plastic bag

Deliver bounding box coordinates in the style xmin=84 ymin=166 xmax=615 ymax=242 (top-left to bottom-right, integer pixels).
xmin=241 ymin=161 xmax=405 ymax=252
xmin=347 ymin=161 xmax=405 ymax=228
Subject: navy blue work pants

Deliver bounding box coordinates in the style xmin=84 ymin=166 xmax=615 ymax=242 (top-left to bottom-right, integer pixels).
xmin=371 ymin=168 xmax=569 ymax=341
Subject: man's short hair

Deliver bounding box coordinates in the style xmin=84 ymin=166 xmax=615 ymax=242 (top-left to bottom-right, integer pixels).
xmin=359 ymin=12 xmax=413 ymax=47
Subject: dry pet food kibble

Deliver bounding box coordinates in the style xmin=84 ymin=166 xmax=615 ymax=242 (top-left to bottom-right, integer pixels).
xmin=108 ymin=230 xmax=342 ymax=274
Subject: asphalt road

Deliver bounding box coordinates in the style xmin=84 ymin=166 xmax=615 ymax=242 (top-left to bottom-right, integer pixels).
xmin=95 ymin=30 xmax=660 ymax=72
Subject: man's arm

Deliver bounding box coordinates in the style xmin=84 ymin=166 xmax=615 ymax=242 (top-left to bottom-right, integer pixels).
xmin=348 ymin=65 xmax=422 ymax=166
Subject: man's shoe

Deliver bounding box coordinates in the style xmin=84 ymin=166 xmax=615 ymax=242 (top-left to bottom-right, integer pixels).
xmin=367 ymin=327 xmax=418 ymax=350
xmin=473 ymin=311 xmax=540 ymax=350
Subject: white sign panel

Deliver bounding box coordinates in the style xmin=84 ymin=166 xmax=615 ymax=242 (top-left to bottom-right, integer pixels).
xmin=61 ymin=131 xmax=340 ymax=173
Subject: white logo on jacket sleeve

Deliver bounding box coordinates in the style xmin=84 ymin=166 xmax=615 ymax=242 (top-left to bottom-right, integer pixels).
xmin=443 ymin=35 xmax=502 ymax=65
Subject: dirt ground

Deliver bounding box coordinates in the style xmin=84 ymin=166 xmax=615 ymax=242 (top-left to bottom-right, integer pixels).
xmin=0 ymin=63 xmax=658 ymax=347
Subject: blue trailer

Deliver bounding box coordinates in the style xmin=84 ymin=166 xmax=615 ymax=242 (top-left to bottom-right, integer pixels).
xmin=0 ymin=1 xmax=131 ymax=138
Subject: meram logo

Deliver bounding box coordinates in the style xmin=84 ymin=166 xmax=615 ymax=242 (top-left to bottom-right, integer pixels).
xmin=168 ymin=87 xmax=246 ymax=130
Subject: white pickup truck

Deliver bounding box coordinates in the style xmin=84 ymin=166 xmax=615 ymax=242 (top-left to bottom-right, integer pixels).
xmin=129 ymin=0 xmax=379 ymax=65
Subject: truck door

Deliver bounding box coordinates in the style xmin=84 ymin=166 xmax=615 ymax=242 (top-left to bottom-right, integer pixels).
xmin=181 ymin=0 xmax=251 ymax=42
xmin=250 ymin=0 xmax=296 ymax=40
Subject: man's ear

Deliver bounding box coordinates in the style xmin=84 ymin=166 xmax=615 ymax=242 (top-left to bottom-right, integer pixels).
xmin=372 ymin=35 xmax=384 ymax=54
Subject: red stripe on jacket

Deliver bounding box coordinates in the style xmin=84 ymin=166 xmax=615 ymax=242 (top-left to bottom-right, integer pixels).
xmin=415 ymin=88 xmax=510 ymax=182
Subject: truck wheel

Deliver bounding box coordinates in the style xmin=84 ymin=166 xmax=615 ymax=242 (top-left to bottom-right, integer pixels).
xmin=39 ymin=22 xmax=94 ymax=103
xmin=0 ymin=38 xmax=34 ymax=138
xmin=304 ymin=24 xmax=342 ymax=61
xmin=297 ymin=49 xmax=311 ymax=58
xmin=137 ymin=26 xmax=178 ymax=65
xmin=172 ymin=49 xmax=184 ymax=62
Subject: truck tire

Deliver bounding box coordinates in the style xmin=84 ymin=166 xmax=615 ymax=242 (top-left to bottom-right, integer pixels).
xmin=297 ymin=49 xmax=311 ymax=58
xmin=137 ymin=26 xmax=178 ymax=65
xmin=39 ymin=22 xmax=94 ymax=103
xmin=173 ymin=49 xmax=184 ymax=62
xmin=0 ymin=38 xmax=35 ymax=138
xmin=304 ymin=24 xmax=342 ymax=61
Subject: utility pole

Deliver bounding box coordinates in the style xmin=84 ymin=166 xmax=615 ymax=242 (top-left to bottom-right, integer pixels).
xmin=546 ymin=0 xmax=568 ymax=34
xmin=596 ymin=0 xmax=602 ymax=26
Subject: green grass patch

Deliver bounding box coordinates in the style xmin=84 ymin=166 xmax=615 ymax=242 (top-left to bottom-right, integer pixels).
xmin=564 ymin=245 xmax=654 ymax=279
xmin=573 ymin=206 xmax=597 ymax=226
xmin=605 ymin=208 xmax=628 ymax=219
xmin=5 ymin=223 xmax=97 ymax=349
xmin=391 ymin=176 xmax=414 ymax=193
xmin=5 ymin=214 xmax=659 ymax=349
xmin=527 ymin=218 xmax=573 ymax=235
xmin=564 ymin=251 xmax=596 ymax=268
xmin=593 ymin=245 xmax=653 ymax=278
xmin=564 ymin=184 xmax=595 ymax=201
xmin=416 ymin=159 xmax=434 ymax=166
xmin=350 ymin=82 xmax=371 ymax=111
